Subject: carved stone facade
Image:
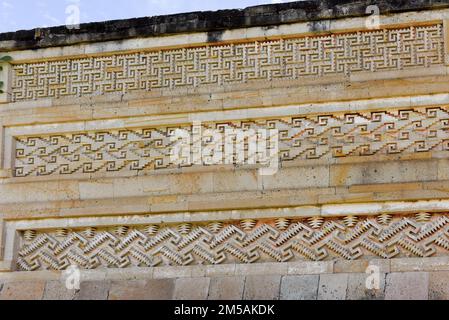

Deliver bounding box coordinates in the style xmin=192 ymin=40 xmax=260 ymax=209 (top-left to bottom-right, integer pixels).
xmin=10 ymin=24 xmax=444 ymax=101
xmin=13 ymin=105 xmax=449 ymax=177
xmin=2 ymin=0 xmax=449 ymax=300
xmin=16 ymin=212 xmax=449 ymax=271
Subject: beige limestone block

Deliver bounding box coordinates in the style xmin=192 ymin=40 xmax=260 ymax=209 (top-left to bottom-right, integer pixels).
xmin=173 ymin=277 xmax=210 ymax=300
xmin=348 ymin=182 xmax=423 ymax=194
xmin=109 ymin=279 xmax=175 ymax=300
xmin=317 ymin=274 xmax=349 ymax=300
xmin=243 ymin=275 xmax=281 ymax=300
xmin=77 ymin=281 xmax=111 ymax=300
xmin=79 ymin=180 xmax=114 ymax=200
xmin=43 ymin=281 xmax=78 ymax=300
xmin=391 ymin=257 xmax=449 ymax=273
xmin=104 ymin=268 xmax=154 ymax=281
xmin=0 ymin=281 xmax=46 ymax=300
xmin=207 ymin=277 xmax=245 ymax=300
xmin=206 ymin=265 xmax=236 ymax=278
xmin=385 ymin=272 xmax=429 ymax=300
xmin=334 ymin=260 xmax=390 ymax=274
xmin=429 ymin=272 xmax=449 ymax=300
xmin=212 ymin=170 xmax=262 ymax=193
xmin=287 ymin=261 xmax=334 ymax=276
xmin=0 ymin=180 xmax=80 ymax=204
xmin=437 ymin=159 xmax=449 ymax=180
xmin=346 ymin=273 xmax=386 ymax=300
xmin=330 ymin=160 xmax=438 ymax=187
xmin=153 ymin=266 xmax=194 ymax=279
xmin=235 ymin=263 xmax=288 ymax=276
xmin=262 ymin=165 xmax=330 ymax=190
xmin=280 ymin=275 xmax=319 ymax=300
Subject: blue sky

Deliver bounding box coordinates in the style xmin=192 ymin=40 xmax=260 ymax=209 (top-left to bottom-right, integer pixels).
xmin=0 ymin=0 xmax=294 ymax=33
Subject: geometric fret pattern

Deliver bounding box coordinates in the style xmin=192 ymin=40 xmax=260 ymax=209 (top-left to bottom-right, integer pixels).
xmin=13 ymin=106 xmax=449 ymax=177
xmin=11 ymin=24 xmax=444 ymax=102
xmin=16 ymin=212 xmax=449 ymax=271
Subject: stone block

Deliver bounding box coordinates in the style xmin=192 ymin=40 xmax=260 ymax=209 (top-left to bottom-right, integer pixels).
xmin=287 ymin=261 xmax=333 ymax=275
xmin=385 ymin=272 xmax=429 ymax=300
xmin=0 ymin=281 xmax=46 ymax=300
xmin=212 ymin=171 xmax=261 ymax=193
xmin=43 ymin=281 xmax=78 ymax=300
xmin=208 ymin=277 xmax=245 ymax=300
xmin=79 ymin=180 xmax=114 ymax=200
xmin=206 ymin=264 xmax=236 ymax=277
xmin=77 ymin=281 xmax=111 ymax=300
xmin=330 ymin=160 xmax=438 ymax=187
xmin=235 ymin=263 xmax=288 ymax=276
xmin=346 ymin=273 xmax=386 ymax=300
xmin=280 ymin=275 xmax=319 ymax=300
xmin=429 ymin=272 xmax=449 ymax=300
xmin=243 ymin=275 xmax=281 ymax=300
xmin=174 ymin=278 xmax=210 ymax=300
xmin=318 ymin=274 xmax=349 ymax=300
xmin=391 ymin=257 xmax=449 ymax=273
xmin=262 ymin=166 xmax=330 ymax=190
xmin=109 ymin=279 xmax=175 ymax=300
xmin=334 ymin=259 xmax=390 ymax=274
xmin=153 ymin=266 xmax=192 ymax=279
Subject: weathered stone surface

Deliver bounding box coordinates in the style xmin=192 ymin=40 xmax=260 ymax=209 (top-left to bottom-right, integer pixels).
xmin=330 ymin=160 xmax=439 ymax=187
xmin=0 ymin=268 xmax=449 ymax=299
xmin=385 ymin=273 xmax=429 ymax=300
xmin=109 ymin=279 xmax=175 ymax=300
xmin=1 ymin=0 xmax=449 ymax=303
xmin=77 ymin=281 xmax=111 ymax=300
xmin=391 ymin=257 xmax=449 ymax=273
xmin=208 ymin=277 xmax=245 ymax=300
xmin=429 ymin=272 xmax=449 ymax=300
xmin=243 ymin=275 xmax=281 ymax=300
xmin=288 ymin=261 xmax=334 ymax=275
xmin=43 ymin=281 xmax=78 ymax=300
xmin=280 ymin=275 xmax=319 ymax=300
xmin=174 ymin=278 xmax=210 ymax=300
xmin=0 ymin=281 xmax=46 ymax=300
xmin=2 ymin=0 xmax=447 ymax=51
xmin=317 ymin=274 xmax=349 ymax=300
xmin=346 ymin=273 xmax=386 ymax=300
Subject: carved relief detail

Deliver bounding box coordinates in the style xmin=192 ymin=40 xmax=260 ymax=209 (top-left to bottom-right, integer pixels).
xmin=17 ymin=212 xmax=449 ymax=271
xmin=14 ymin=106 xmax=449 ymax=177
xmin=11 ymin=24 xmax=444 ymax=101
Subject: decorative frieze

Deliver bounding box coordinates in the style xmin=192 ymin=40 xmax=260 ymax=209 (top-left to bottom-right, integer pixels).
xmin=10 ymin=23 xmax=444 ymax=102
xmin=13 ymin=105 xmax=449 ymax=177
xmin=16 ymin=212 xmax=449 ymax=271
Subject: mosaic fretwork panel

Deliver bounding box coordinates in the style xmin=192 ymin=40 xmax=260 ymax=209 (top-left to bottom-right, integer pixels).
xmin=13 ymin=106 xmax=449 ymax=177
xmin=16 ymin=212 xmax=449 ymax=271
xmin=11 ymin=24 xmax=444 ymax=102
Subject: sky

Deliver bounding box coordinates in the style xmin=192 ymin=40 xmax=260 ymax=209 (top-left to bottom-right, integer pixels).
xmin=0 ymin=0 xmax=295 ymax=33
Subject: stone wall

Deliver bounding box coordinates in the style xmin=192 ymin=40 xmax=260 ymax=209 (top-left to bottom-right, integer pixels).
xmin=1 ymin=0 xmax=449 ymax=300
xmin=2 ymin=258 xmax=449 ymax=300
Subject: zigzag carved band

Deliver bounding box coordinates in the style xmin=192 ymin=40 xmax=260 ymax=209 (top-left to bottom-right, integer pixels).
xmin=17 ymin=212 xmax=449 ymax=271
xmin=14 ymin=106 xmax=449 ymax=177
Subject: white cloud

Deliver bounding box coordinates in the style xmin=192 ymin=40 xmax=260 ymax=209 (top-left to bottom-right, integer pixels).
xmin=1 ymin=1 xmax=13 ymax=8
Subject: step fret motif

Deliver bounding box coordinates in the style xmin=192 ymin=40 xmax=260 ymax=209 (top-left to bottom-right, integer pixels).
xmin=11 ymin=23 xmax=444 ymax=102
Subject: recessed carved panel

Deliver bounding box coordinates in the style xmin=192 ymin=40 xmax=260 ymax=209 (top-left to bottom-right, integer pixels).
xmin=17 ymin=212 xmax=449 ymax=271
xmin=11 ymin=23 xmax=444 ymax=102
xmin=13 ymin=106 xmax=449 ymax=177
